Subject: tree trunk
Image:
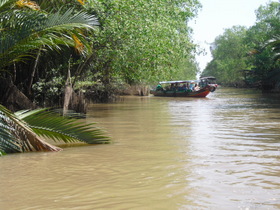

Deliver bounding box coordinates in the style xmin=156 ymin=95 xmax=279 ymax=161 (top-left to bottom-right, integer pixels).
xmin=63 ymin=60 xmax=88 ymax=115
xmin=0 ymin=78 xmax=36 ymax=112
xmin=63 ymin=64 xmax=73 ymax=116
xmin=28 ymin=48 xmax=41 ymax=96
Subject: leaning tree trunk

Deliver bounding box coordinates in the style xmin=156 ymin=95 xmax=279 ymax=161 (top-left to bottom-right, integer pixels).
xmin=0 ymin=78 xmax=36 ymax=112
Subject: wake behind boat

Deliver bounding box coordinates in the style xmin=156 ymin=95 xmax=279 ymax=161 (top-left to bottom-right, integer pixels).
xmin=150 ymin=77 xmax=217 ymax=97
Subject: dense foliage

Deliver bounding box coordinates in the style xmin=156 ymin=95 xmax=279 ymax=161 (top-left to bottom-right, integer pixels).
xmin=0 ymin=0 xmax=201 ymax=109
xmin=201 ymin=1 xmax=280 ymax=89
xmin=202 ymin=26 xmax=249 ymax=86
xmin=84 ymin=0 xmax=200 ymax=84
xmin=0 ymin=0 xmax=200 ymax=154
xmin=0 ymin=0 xmax=98 ymax=69
xmin=0 ymin=0 xmax=100 ymax=109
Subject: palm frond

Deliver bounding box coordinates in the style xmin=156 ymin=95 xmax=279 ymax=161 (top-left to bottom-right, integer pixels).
xmin=0 ymin=104 xmax=62 ymax=153
xmin=263 ymin=35 xmax=280 ymax=64
xmin=0 ymin=6 xmax=99 ymax=69
xmin=15 ymin=109 xmax=110 ymax=144
xmin=0 ymin=114 xmax=22 ymax=153
xmin=0 ymin=0 xmax=18 ymax=12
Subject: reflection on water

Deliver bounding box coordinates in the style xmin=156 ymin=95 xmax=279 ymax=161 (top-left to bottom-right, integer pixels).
xmin=0 ymin=88 xmax=280 ymax=209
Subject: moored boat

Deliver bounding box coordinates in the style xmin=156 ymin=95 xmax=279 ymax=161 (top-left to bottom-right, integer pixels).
xmin=150 ymin=77 xmax=218 ymax=97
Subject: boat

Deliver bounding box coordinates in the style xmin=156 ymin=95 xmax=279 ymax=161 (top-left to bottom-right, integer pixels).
xmin=150 ymin=76 xmax=218 ymax=97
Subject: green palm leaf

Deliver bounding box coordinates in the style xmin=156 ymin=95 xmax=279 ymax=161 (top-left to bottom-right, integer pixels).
xmin=1 ymin=105 xmax=110 ymax=154
xmin=0 ymin=114 xmax=22 ymax=153
xmin=15 ymin=109 xmax=110 ymax=144
xmin=265 ymin=35 xmax=280 ymax=62
xmin=0 ymin=0 xmax=17 ymax=12
xmin=0 ymin=104 xmax=62 ymax=153
xmin=0 ymin=4 xmax=99 ymax=69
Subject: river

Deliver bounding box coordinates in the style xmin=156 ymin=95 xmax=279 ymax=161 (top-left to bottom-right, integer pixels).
xmin=0 ymin=88 xmax=280 ymax=209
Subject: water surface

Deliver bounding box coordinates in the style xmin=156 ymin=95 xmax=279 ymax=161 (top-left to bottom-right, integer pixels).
xmin=0 ymin=88 xmax=280 ymax=209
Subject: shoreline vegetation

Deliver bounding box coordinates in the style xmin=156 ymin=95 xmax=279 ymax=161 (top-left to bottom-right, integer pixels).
xmin=200 ymin=2 xmax=279 ymax=92
xmin=0 ymin=0 xmax=201 ymax=112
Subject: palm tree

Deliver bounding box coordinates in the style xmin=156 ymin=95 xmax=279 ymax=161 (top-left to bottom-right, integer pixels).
xmin=0 ymin=0 xmax=99 ymax=70
xmin=0 ymin=104 xmax=110 ymax=155
xmin=0 ymin=2 xmax=109 ymax=155
xmin=0 ymin=0 xmax=99 ymax=111
xmin=266 ymin=35 xmax=280 ymax=64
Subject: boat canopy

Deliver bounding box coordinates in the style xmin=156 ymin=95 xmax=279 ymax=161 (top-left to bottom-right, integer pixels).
xmin=200 ymin=76 xmax=216 ymax=80
xmin=159 ymin=80 xmax=198 ymax=84
xmin=159 ymin=77 xmax=216 ymax=85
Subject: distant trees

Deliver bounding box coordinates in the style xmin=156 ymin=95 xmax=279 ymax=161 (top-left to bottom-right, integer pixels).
xmin=201 ymin=1 xmax=280 ymax=89
xmin=201 ymin=26 xmax=249 ymax=86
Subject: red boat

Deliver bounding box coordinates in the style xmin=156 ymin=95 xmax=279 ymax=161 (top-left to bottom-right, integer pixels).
xmin=150 ymin=77 xmax=217 ymax=97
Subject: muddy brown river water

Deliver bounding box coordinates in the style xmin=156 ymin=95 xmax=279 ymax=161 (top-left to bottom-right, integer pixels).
xmin=0 ymin=88 xmax=280 ymax=209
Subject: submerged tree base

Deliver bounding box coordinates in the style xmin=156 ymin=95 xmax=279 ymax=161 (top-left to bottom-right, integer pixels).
xmin=119 ymin=84 xmax=150 ymax=96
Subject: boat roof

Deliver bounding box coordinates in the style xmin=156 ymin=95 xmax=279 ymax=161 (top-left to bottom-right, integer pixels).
xmin=200 ymin=76 xmax=216 ymax=80
xmin=159 ymin=80 xmax=198 ymax=84
xmin=159 ymin=76 xmax=216 ymax=84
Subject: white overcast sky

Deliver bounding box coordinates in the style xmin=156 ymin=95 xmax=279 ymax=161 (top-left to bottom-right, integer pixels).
xmin=189 ymin=0 xmax=274 ymax=72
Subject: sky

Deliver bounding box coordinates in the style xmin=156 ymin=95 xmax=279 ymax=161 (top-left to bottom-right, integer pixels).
xmin=189 ymin=0 xmax=274 ymax=72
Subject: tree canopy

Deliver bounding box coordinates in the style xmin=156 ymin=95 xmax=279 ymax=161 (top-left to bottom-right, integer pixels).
xmin=84 ymin=0 xmax=200 ymax=84
xmin=0 ymin=0 xmax=98 ymax=70
xmin=0 ymin=0 xmax=201 ymax=108
xmin=201 ymin=1 xmax=280 ymax=87
xmin=202 ymin=26 xmax=249 ymax=85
